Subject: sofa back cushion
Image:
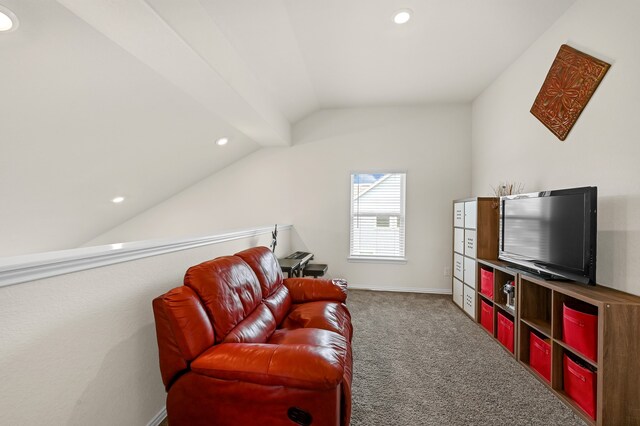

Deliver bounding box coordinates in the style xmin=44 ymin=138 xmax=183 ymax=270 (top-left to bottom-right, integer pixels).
xmin=184 ymin=256 xmax=276 ymax=343
xmin=235 ymin=246 xmax=292 ymax=324
xmin=152 ymin=286 xmax=214 ymax=389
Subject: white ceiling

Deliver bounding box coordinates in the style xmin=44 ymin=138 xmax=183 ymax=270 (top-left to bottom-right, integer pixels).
xmin=0 ymin=0 xmax=576 ymax=256
xmin=0 ymin=0 xmax=260 ymax=256
xmin=202 ymin=0 xmax=576 ymax=110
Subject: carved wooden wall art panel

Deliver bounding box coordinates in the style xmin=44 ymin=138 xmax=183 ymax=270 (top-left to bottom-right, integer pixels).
xmin=531 ymin=44 xmax=610 ymax=141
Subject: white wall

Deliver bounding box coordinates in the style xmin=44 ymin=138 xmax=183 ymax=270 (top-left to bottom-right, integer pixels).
xmin=91 ymin=106 xmax=472 ymax=292
xmin=0 ymin=230 xmax=290 ymax=426
xmin=289 ymin=107 xmax=471 ymax=291
xmin=471 ymin=0 xmax=640 ymax=295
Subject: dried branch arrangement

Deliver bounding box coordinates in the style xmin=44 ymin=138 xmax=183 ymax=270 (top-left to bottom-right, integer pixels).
xmin=492 ymin=182 xmax=525 ymax=197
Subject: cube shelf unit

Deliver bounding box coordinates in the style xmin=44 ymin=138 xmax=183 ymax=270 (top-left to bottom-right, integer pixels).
xmin=516 ymin=274 xmax=640 ymax=425
xmin=451 ymin=197 xmax=498 ymax=319
xmin=452 ymin=196 xmax=640 ymax=424
xmin=475 ymin=259 xmax=640 ymax=426
xmin=476 ymin=260 xmax=518 ymax=357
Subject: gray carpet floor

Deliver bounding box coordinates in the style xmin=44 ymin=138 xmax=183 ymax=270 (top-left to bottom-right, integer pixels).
xmin=349 ymin=290 xmax=586 ymax=426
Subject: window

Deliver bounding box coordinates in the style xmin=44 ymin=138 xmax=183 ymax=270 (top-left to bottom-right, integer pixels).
xmin=376 ymin=216 xmax=390 ymax=228
xmin=349 ymin=173 xmax=406 ymax=260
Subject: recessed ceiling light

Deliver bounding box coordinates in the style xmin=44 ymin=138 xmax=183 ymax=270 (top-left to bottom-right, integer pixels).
xmin=112 ymin=196 xmax=125 ymax=204
xmin=393 ymin=9 xmax=412 ymax=25
xmin=0 ymin=5 xmax=18 ymax=32
xmin=215 ymin=137 xmax=229 ymax=146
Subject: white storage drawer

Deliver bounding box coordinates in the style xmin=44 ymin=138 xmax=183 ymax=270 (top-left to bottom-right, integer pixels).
xmin=454 ymin=202 xmax=464 ymax=228
xmin=464 ymin=257 xmax=476 ymax=288
xmin=464 ymin=201 xmax=477 ymax=229
xmin=454 ymin=228 xmax=464 ymax=254
xmin=453 ymin=278 xmax=463 ymax=308
xmin=464 ymin=229 xmax=477 ymax=258
xmin=453 ymin=253 xmax=464 ymax=281
xmin=463 ymin=284 xmax=476 ymax=318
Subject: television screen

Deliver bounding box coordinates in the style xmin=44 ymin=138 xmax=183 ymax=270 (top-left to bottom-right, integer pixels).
xmin=499 ymin=187 xmax=597 ymax=284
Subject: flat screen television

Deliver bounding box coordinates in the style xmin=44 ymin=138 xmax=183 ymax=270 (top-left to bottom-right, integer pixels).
xmin=499 ymin=186 xmax=597 ymax=285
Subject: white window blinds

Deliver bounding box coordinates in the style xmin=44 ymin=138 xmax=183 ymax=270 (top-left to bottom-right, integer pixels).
xmin=349 ymin=173 xmax=406 ymax=259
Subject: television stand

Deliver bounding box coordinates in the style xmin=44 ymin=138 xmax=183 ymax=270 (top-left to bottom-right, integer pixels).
xmin=477 ymin=258 xmax=640 ymax=425
xmin=452 ymin=198 xmax=640 ymax=424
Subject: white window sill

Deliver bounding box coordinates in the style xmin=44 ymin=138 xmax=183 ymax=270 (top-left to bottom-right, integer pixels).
xmin=347 ymin=256 xmax=407 ymax=264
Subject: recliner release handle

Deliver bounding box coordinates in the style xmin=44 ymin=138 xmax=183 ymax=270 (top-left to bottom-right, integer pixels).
xmin=288 ymin=407 xmax=312 ymax=425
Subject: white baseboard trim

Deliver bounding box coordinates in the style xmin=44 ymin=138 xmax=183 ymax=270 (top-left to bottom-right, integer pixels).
xmin=348 ymin=284 xmax=452 ymax=295
xmin=147 ymin=406 xmax=167 ymax=426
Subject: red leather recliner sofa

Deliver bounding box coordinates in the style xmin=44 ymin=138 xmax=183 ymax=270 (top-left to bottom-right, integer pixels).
xmin=152 ymin=246 xmax=353 ymax=426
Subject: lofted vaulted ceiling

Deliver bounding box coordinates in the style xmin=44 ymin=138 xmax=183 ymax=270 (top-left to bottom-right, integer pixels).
xmin=0 ymin=0 xmax=576 ymax=256
xmin=202 ymin=0 xmax=577 ymax=112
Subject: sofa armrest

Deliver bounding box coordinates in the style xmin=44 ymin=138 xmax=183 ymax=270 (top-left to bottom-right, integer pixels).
xmin=190 ymin=343 xmax=345 ymax=390
xmin=283 ymin=278 xmax=347 ymax=303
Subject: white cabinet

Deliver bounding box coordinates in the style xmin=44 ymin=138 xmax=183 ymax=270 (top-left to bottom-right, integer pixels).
xmin=463 ymin=284 xmax=476 ymax=317
xmin=464 ymin=201 xmax=477 ymax=229
xmin=452 ymin=198 xmax=497 ymax=320
xmin=464 ymin=229 xmax=476 ymax=258
xmin=454 ymin=202 xmax=464 ymax=228
xmin=453 ymin=279 xmax=463 ymax=308
xmin=454 ymin=228 xmax=464 ymax=254
xmin=452 ymin=198 xmax=478 ymax=319
xmin=453 ymin=253 xmax=464 ymax=281
xmin=464 ymin=257 xmax=476 ymax=289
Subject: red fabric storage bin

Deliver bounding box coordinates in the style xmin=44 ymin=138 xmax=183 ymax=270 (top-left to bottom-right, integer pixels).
xmin=564 ymin=354 xmax=597 ymax=420
xmin=563 ymin=303 xmax=598 ymax=361
xmin=480 ymin=269 xmax=494 ymax=298
xmin=497 ymin=312 xmax=514 ymax=353
xmin=529 ymin=332 xmax=551 ymax=382
xmin=480 ymin=300 xmax=493 ymax=334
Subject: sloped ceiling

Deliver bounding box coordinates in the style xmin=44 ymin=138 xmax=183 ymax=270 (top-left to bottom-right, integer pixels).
xmin=204 ymin=0 xmax=577 ymax=108
xmin=0 ymin=0 xmax=575 ymax=256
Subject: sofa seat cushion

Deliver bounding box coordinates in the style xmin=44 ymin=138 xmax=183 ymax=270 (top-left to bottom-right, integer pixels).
xmin=281 ymin=301 xmax=353 ymax=342
xmin=191 ymin=341 xmax=347 ymax=390
xmin=268 ymin=327 xmax=345 ymax=348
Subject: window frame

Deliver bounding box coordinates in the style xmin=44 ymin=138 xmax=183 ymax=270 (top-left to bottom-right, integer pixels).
xmin=348 ymin=171 xmax=407 ymax=263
